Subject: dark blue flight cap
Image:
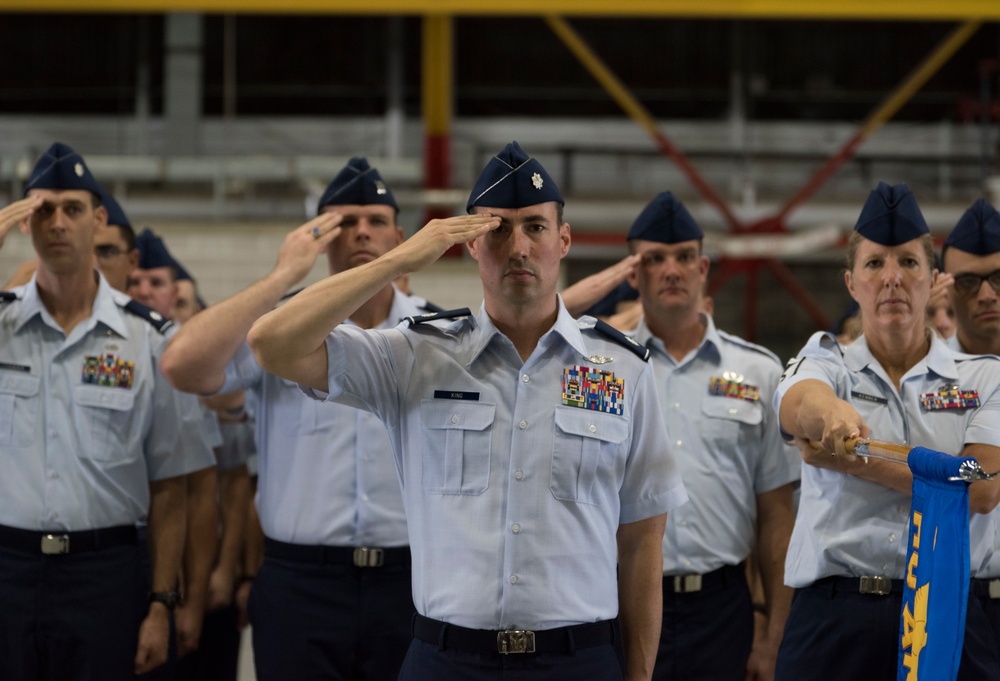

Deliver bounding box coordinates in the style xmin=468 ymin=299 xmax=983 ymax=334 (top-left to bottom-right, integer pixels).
xmin=318 ymin=157 xmax=398 ymax=213
xmin=23 ymin=142 xmax=103 ymax=198
xmin=173 ymin=260 xmax=193 ymax=282
xmin=627 ymin=191 xmax=703 ymax=243
xmin=98 ymin=187 xmax=131 ymax=229
xmin=944 ymin=198 xmax=1000 ymax=256
xmin=466 ymin=141 xmax=564 ymax=213
xmin=135 ymin=228 xmax=178 ymax=271
xmin=853 ymin=182 xmax=929 ymax=245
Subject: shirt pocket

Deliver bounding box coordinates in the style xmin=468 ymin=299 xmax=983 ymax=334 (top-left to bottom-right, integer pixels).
xmin=700 ymin=396 xmax=763 ymax=446
xmin=0 ymin=372 xmax=40 ymax=447
xmin=74 ymin=385 xmax=136 ymax=464
xmin=420 ymin=400 xmax=495 ymax=496
xmin=551 ymin=406 xmax=628 ymax=506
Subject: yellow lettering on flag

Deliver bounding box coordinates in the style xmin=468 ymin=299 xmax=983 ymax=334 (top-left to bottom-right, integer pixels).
xmin=907 ymin=512 xmax=922 ymax=590
xmin=901 ymin=583 xmax=930 ymax=680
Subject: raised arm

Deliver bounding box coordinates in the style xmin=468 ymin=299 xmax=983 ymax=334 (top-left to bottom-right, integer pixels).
xmin=160 ymin=212 xmax=342 ymax=394
xmin=248 ymin=214 xmax=499 ymax=391
xmin=561 ymin=253 xmax=640 ymax=317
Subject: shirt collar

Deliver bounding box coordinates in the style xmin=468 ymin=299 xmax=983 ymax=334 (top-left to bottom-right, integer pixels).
xmin=466 ymin=295 xmax=587 ymax=366
xmin=844 ymin=332 xmax=958 ymax=383
xmin=14 ymin=271 xmax=131 ymax=339
xmin=632 ymin=311 xmax=718 ymax=366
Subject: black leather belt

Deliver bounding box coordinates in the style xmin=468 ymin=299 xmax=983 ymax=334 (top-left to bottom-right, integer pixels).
xmin=264 ymin=537 xmax=410 ymax=567
xmin=0 ymin=523 xmax=139 ymax=555
xmin=811 ymin=575 xmax=905 ymax=596
xmin=665 ymin=561 xmax=745 ymax=594
xmin=412 ymin=613 xmax=614 ymax=655
xmin=972 ymin=578 xmax=1000 ymax=599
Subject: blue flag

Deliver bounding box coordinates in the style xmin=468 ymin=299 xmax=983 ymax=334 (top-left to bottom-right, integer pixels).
xmin=897 ymin=447 xmax=973 ymax=681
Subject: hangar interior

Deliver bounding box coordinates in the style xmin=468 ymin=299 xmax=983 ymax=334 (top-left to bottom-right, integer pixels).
xmin=1 ymin=4 xmax=998 ymax=363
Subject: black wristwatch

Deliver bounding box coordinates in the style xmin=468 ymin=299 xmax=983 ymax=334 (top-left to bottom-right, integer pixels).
xmin=148 ymin=590 xmax=183 ymax=611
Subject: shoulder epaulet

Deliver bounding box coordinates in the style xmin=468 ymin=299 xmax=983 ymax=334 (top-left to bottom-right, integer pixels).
xmin=405 ymin=307 xmax=471 ymax=326
xmin=0 ymin=291 xmax=16 ymax=303
xmin=718 ymin=328 xmax=781 ymax=365
xmin=122 ymin=299 xmax=173 ymax=334
xmin=419 ymin=299 xmax=445 ymax=314
xmin=595 ymin=320 xmax=649 ymax=362
xmin=816 ymin=331 xmax=844 ymax=357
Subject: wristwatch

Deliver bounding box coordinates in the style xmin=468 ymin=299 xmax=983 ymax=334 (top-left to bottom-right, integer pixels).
xmin=148 ymin=590 xmax=183 ymax=611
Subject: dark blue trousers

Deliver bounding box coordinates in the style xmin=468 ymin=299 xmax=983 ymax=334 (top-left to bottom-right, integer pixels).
xmin=174 ymin=604 xmax=241 ymax=681
xmin=652 ymin=567 xmax=754 ymax=681
xmin=0 ymin=542 xmax=150 ymax=681
xmin=979 ymin=592 xmax=1000 ymax=653
xmin=397 ymin=637 xmax=625 ymax=681
xmin=776 ymin=580 xmax=1000 ymax=681
xmin=249 ymin=549 xmax=414 ymax=681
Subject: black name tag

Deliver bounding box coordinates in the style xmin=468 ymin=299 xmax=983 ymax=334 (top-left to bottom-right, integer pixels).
xmin=434 ymin=390 xmax=480 ymax=401
xmin=0 ymin=362 xmax=30 ymax=373
xmin=851 ymin=390 xmax=887 ymax=405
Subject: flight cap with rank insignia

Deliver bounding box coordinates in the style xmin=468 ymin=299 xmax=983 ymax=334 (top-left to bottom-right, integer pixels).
xmin=23 ymin=142 xmax=103 ymax=198
xmin=466 ymin=141 xmax=564 ymax=213
xmin=135 ymin=228 xmax=178 ymax=271
xmin=627 ymin=191 xmax=703 ymax=244
xmin=853 ymin=182 xmax=929 ymax=246
xmin=98 ymin=187 xmax=131 ymax=229
xmin=944 ymin=198 xmax=1000 ymax=256
xmin=318 ymin=157 xmax=398 ymax=213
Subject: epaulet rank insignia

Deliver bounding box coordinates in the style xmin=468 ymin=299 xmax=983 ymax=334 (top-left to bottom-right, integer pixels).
xmin=0 ymin=291 xmax=16 ymax=303
xmin=123 ymin=299 xmax=173 ymax=334
xmin=405 ymin=307 xmax=471 ymax=326
xmin=594 ymin=320 xmax=649 ymax=362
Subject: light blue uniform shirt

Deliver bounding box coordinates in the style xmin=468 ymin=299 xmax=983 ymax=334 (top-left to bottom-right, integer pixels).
xmin=216 ymin=290 xmax=422 ymax=547
xmin=307 ymin=299 xmax=687 ymax=630
xmin=775 ymin=331 xmax=1000 ymax=587
xmin=945 ymin=332 xmax=1000 ymax=578
xmin=0 ymin=274 xmax=188 ymax=531
xmin=633 ymin=314 xmax=799 ymax=575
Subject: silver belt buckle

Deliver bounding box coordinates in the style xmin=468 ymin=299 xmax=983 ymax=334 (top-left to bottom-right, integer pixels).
xmin=497 ymin=629 xmax=536 ymax=654
xmin=859 ymin=575 xmax=892 ymax=596
xmin=673 ymin=574 xmax=703 ymax=593
xmin=989 ymin=579 xmax=1000 ymax=599
xmin=352 ymin=547 xmax=384 ymax=568
xmin=41 ymin=534 xmax=70 ymax=555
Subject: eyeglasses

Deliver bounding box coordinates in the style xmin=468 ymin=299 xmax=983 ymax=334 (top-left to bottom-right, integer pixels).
xmin=94 ymin=244 xmax=126 ymax=260
xmin=953 ymin=269 xmax=1000 ymax=296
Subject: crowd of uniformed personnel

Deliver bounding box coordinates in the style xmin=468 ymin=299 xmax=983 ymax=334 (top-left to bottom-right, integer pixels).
xmin=1 ymin=140 xmax=1000 ymax=681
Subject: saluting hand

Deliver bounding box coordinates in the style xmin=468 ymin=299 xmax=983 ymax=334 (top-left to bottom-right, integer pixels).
xmin=397 ymin=214 xmax=501 ymax=273
xmin=0 ymin=195 xmax=42 ymax=250
xmin=272 ymin=211 xmax=344 ymax=286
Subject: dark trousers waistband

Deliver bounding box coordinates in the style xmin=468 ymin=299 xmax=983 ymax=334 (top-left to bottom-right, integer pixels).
xmin=809 ymin=575 xmax=905 ymax=596
xmin=0 ymin=523 xmax=139 ymax=555
xmin=665 ymin=561 xmax=746 ymax=594
xmin=972 ymin=577 xmax=1000 ymax=599
xmin=412 ymin=614 xmax=614 ymax=655
xmin=264 ymin=537 xmax=410 ymax=567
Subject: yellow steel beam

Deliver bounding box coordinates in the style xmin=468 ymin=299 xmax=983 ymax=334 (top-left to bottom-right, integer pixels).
xmin=422 ymin=15 xmax=452 ymax=137
xmin=859 ymin=19 xmax=982 ymax=138
xmin=4 ymin=0 xmax=1000 ymax=19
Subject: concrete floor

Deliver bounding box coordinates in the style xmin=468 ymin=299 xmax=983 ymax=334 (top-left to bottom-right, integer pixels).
xmin=237 ymin=628 xmax=256 ymax=681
